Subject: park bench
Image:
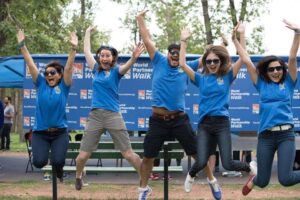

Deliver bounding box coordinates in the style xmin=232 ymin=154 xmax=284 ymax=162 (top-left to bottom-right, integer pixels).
xmin=42 ymin=140 xmax=184 ymax=200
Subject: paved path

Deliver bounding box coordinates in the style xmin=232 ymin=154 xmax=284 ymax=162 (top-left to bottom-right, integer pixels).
xmin=0 ymin=151 xmax=281 ymax=186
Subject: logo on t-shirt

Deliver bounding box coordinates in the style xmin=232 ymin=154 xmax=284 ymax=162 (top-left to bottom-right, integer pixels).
xmin=54 ymin=86 xmax=61 ymax=94
xmin=279 ymin=83 xmax=285 ymax=90
xmin=217 ymin=77 xmax=224 ymax=85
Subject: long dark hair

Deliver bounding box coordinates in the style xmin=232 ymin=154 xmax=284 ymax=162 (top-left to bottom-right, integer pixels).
xmin=95 ymin=45 xmax=118 ymax=70
xmin=256 ymin=55 xmax=287 ymax=83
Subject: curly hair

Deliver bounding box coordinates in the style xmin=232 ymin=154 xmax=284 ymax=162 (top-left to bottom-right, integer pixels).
xmin=201 ymin=45 xmax=231 ymax=76
xmin=256 ymin=55 xmax=287 ymax=84
xmin=95 ymin=45 xmax=118 ymax=70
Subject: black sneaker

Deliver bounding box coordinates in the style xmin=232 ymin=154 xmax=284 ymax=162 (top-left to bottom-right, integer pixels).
xmin=75 ymin=178 xmax=83 ymax=190
xmin=56 ymin=167 xmax=64 ymax=182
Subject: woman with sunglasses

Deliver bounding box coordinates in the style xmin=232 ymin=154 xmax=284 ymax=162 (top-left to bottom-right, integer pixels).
xmin=74 ymin=25 xmax=145 ymax=190
xmin=17 ymin=29 xmax=78 ymax=181
xmin=233 ymin=19 xmax=300 ymax=196
xmin=179 ymin=23 xmax=255 ymax=198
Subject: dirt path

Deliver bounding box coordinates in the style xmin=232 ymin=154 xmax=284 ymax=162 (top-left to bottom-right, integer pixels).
xmin=1 ymin=181 xmax=300 ymax=199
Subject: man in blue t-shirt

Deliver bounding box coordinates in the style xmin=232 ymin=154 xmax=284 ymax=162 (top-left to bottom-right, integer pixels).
xmin=136 ymin=10 xmax=220 ymax=200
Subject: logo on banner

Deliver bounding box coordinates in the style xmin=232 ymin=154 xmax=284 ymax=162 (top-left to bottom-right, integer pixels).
xmin=252 ymin=104 xmax=259 ymax=114
xmin=138 ymin=90 xmax=145 ymax=100
xmin=30 ymin=89 xmax=37 ymax=99
xmin=24 ymin=89 xmax=30 ymax=99
xmin=23 ymin=116 xmax=30 ymax=126
xmin=73 ymin=63 xmax=84 ymax=79
xmin=80 ymin=117 xmax=87 ymax=128
xmin=193 ymin=104 xmax=199 ymax=114
xmin=138 ymin=118 xmax=145 ymax=128
xmin=80 ymin=90 xmax=87 ymax=99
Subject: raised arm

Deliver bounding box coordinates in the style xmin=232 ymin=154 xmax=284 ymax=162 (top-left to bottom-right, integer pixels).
xmin=136 ymin=10 xmax=156 ymax=60
xmin=283 ymin=19 xmax=300 ymax=81
xmin=84 ymin=25 xmax=97 ymax=70
xmin=232 ymin=22 xmax=246 ymax=77
xmin=64 ymin=32 xmax=78 ymax=86
xmin=232 ymin=24 xmax=257 ymax=83
xmin=119 ymin=42 xmax=145 ymax=75
xmin=179 ymin=27 xmax=195 ymax=81
xmin=17 ymin=30 xmax=39 ymax=82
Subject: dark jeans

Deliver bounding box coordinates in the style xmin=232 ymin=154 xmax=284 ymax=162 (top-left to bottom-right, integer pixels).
xmin=32 ymin=129 xmax=69 ymax=172
xmin=189 ymin=116 xmax=250 ymax=177
xmin=254 ymin=130 xmax=300 ymax=187
xmin=1 ymin=123 xmax=12 ymax=149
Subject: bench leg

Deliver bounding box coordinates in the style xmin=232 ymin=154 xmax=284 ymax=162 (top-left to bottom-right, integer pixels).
xmin=52 ymin=167 xmax=58 ymax=200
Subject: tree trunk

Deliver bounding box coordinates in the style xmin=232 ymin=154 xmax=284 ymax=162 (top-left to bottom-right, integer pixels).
xmin=201 ymin=0 xmax=213 ymax=45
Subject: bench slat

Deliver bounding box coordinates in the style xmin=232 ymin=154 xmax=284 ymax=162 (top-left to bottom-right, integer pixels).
xmin=42 ymin=165 xmax=183 ymax=173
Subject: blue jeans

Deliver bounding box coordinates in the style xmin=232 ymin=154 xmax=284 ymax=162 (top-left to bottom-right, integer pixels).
xmin=189 ymin=116 xmax=250 ymax=177
xmin=32 ymin=129 xmax=69 ymax=171
xmin=254 ymin=130 xmax=300 ymax=187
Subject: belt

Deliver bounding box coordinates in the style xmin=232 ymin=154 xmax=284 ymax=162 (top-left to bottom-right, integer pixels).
xmin=268 ymin=124 xmax=292 ymax=132
xmin=43 ymin=128 xmax=66 ymax=133
xmin=152 ymin=112 xmax=185 ymax=121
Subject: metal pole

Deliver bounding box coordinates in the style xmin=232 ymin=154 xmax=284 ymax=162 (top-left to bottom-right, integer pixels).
xmin=163 ymin=142 xmax=169 ymax=200
xmin=52 ymin=166 xmax=57 ymax=200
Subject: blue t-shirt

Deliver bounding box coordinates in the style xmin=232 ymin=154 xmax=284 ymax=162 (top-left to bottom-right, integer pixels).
xmin=254 ymin=74 xmax=296 ymax=133
xmin=151 ymin=51 xmax=199 ymax=111
xmin=91 ymin=64 xmax=123 ymax=112
xmin=194 ymin=69 xmax=235 ymax=123
xmin=33 ymin=74 xmax=70 ymax=131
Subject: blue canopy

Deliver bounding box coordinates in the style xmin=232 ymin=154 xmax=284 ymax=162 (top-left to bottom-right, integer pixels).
xmin=0 ymin=57 xmax=24 ymax=88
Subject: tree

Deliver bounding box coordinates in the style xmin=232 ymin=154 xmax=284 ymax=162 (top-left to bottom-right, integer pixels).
xmin=113 ymin=0 xmax=270 ymax=55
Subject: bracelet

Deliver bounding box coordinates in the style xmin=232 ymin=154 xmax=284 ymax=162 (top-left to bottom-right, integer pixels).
xmin=180 ymin=39 xmax=187 ymax=43
xmin=17 ymin=40 xmax=25 ymax=49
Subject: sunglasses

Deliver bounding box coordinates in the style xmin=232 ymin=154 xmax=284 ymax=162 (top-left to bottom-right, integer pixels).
xmin=44 ymin=70 xmax=57 ymax=77
xmin=205 ymin=59 xmax=220 ymax=65
xmin=169 ymin=50 xmax=179 ymax=56
xmin=267 ymin=66 xmax=283 ymax=73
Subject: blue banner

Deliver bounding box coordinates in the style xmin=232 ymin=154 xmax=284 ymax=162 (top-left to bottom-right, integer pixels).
xmin=22 ymin=54 xmax=300 ymax=132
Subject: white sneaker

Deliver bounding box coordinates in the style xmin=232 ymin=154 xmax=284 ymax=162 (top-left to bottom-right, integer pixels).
xmin=184 ymin=173 xmax=195 ymax=193
xmin=207 ymin=177 xmax=222 ymax=200
xmin=138 ymin=186 xmax=152 ymax=200
xmin=249 ymin=160 xmax=257 ymax=176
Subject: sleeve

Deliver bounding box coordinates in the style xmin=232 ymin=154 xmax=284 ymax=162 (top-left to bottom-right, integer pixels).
xmin=151 ymin=51 xmax=164 ymax=70
xmin=34 ymin=73 xmax=43 ymax=87
xmin=253 ymin=76 xmax=261 ymax=92
xmin=187 ymin=59 xmax=200 ymax=72
xmin=92 ymin=63 xmax=99 ymax=74
xmin=286 ymin=73 xmax=297 ymax=88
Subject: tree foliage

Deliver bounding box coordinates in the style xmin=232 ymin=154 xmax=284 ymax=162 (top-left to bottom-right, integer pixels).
xmin=0 ymin=0 xmax=109 ymax=56
xmin=113 ymin=0 xmax=270 ymax=55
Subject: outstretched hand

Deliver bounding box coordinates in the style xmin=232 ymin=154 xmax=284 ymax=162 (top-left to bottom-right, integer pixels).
xmin=181 ymin=27 xmax=191 ymax=41
xmin=70 ymin=32 xmax=78 ymax=48
xmin=136 ymin=10 xmax=148 ymax=19
xmin=236 ymin=21 xmax=245 ymax=34
xmin=86 ymin=25 xmax=97 ymax=33
xmin=132 ymin=42 xmax=145 ymax=59
xmin=283 ymin=19 xmax=300 ymax=32
xmin=17 ymin=29 xmax=25 ymax=43
xmin=231 ymin=21 xmax=241 ymax=41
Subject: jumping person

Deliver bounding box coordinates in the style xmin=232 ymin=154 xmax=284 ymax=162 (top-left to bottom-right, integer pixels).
xmin=232 ymin=19 xmax=300 ymax=196
xmin=136 ymin=10 xmax=220 ymax=200
xmin=179 ymin=23 xmax=255 ymax=199
xmin=74 ymin=25 xmax=145 ymax=190
xmin=17 ymin=29 xmax=78 ymax=181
